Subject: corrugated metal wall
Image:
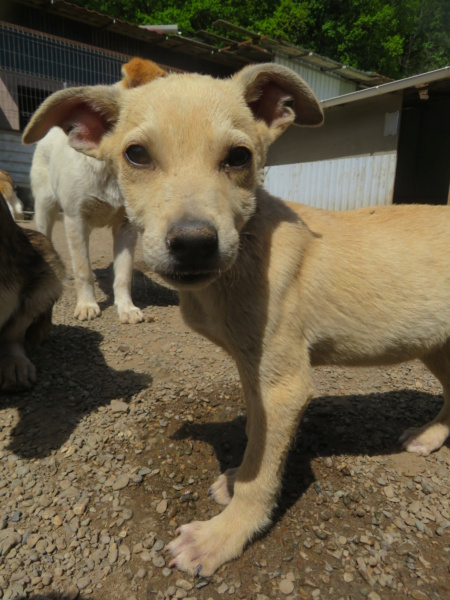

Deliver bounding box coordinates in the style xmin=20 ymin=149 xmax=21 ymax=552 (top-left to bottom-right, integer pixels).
xmin=274 ymin=53 xmax=357 ymax=100
xmin=264 ymin=153 xmax=398 ymax=210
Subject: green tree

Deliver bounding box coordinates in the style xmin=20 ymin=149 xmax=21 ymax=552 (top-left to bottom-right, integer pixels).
xmin=72 ymin=0 xmax=450 ymax=78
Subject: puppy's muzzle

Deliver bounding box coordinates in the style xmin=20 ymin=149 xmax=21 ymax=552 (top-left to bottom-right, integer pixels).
xmin=165 ymin=219 xmax=220 ymax=285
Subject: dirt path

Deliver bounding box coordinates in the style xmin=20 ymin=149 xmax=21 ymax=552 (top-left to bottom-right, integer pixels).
xmin=0 ymin=220 xmax=448 ymax=600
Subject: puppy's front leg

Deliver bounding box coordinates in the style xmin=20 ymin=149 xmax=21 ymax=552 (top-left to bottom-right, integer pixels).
xmin=112 ymin=217 xmax=144 ymax=324
xmin=64 ymin=215 xmax=100 ymax=321
xmin=168 ymin=352 xmax=313 ymax=576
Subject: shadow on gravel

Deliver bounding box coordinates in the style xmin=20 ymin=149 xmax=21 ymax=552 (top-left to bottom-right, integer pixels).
xmin=172 ymin=387 xmax=447 ymax=524
xmin=94 ymin=263 xmax=179 ymax=311
xmin=0 ymin=324 xmax=151 ymax=460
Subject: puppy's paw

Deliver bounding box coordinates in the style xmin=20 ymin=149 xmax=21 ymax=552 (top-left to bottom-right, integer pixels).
xmin=399 ymin=424 xmax=449 ymax=456
xmin=74 ymin=302 xmax=101 ymax=321
xmin=118 ymin=305 xmax=145 ymax=324
xmin=208 ymin=468 xmax=238 ymax=505
xmin=0 ymin=355 xmax=36 ymax=392
xmin=167 ymin=515 xmax=245 ymax=577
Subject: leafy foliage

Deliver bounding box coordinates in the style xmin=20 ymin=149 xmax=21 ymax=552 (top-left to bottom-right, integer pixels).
xmin=72 ymin=0 xmax=450 ymax=78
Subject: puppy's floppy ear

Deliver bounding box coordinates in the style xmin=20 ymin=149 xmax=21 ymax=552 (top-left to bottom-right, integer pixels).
xmin=120 ymin=57 xmax=167 ymax=89
xmin=22 ymin=86 xmax=121 ymax=158
xmin=234 ymin=63 xmax=323 ymax=140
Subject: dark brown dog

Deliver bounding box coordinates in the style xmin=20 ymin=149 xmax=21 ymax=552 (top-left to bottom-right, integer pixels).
xmin=0 ymin=194 xmax=65 ymax=391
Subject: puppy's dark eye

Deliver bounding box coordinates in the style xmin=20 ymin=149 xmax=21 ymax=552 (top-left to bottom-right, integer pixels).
xmin=124 ymin=144 xmax=151 ymax=166
xmin=225 ymin=146 xmax=252 ymax=168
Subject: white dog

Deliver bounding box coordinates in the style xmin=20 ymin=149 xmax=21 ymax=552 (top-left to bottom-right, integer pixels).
xmin=30 ymin=58 xmax=166 ymax=322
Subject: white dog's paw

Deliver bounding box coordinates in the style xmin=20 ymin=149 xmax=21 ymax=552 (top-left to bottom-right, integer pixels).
xmin=208 ymin=468 xmax=238 ymax=505
xmin=74 ymin=302 xmax=101 ymax=321
xmin=118 ymin=305 xmax=145 ymax=324
xmin=0 ymin=355 xmax=36 ymax=391
xmin=399 ymin=423 xmax=449 ymax=456
xmin=167 ymin=515 xmax=245 ymax=577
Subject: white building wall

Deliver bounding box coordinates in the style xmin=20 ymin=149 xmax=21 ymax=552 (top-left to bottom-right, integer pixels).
xmin=274 ymin=53 xmax=357 ymax=100
xmin=264 ymin=153 xmax=397 ymax=210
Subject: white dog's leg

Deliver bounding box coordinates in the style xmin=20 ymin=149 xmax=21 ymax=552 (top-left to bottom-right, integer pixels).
xmin=400 ymin=342 xmax=450 ymax=455
xmin=168 ymin=351 xmax=313 ymax=576
xmin=112 ymin=218 xmax=144 ymax=324
xmin=35 ymin=195 xmax=60 ymax=239
xmin=64 ymin=214 xmax=100 ymax=321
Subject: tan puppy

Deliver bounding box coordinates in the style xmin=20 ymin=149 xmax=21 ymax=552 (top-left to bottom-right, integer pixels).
xmin=30 ymin=58 xmax=166 ymax=322
xmin=0 ymin=194 xmax=65 ymax=391
xmin=0 ymin=169 xmax=24 ymax=220
xmin=23 ymin=64 xmax=450 ymax=576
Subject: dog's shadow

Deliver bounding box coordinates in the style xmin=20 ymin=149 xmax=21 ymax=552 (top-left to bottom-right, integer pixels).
xmin=172 ymin=388 xmax=447 ymax=519
xmin=94 ymin=263 xmax=179 ymax=311
xmin=0 ymin=324 xmax=151 ymax=459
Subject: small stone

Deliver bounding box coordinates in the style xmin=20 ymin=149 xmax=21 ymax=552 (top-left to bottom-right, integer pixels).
xmin=314 ymin=529 xmax=328 ymax=540
xmin=217 ymin=583 xmax=229 ymax=594
xmin=112 ymin=474 xmax=130 ymax=491
xmin=41 ymin=572 xmax=52 ymax=586
xmin=320 ymin=509 xmax=333 ymax=521
xmin=152 ymin=554 xmax=165 ymax=568
xmin=156 ymin=500 xmax=168 ymax=514
xmin=73 ymin=502 xmax=87 ymax=516
xmin=77 ymin=576 xmax=90 ymax=590
xmin=150 ymin=539 xmax=164 ymax=552
xmin=27 ymin=533 xmax=41 ymax=548
xmin=119 ymin=543 xmax=131 ymax=559
xmin=344 ymin=572 xmax=354 ymax=582
xmin=36 ymin=539 xmax=48 ymax=554
xmin=108 ymin=545 xmax=118 ymax=564
xmin=279 ymin=579 xmax=295 ymax=595
xmin=2 ymin=532 xmax=22 ymax=556
xmin=176 ymin=579 xmax=193 ymax=592
xmin=65 ymin=585 xmax=80 ymax=600
xmin=357 ymin=557 xmax=376 ymax=587
xmin=122 ymin=508 xmax=133 ymax=520
xmin=140 ymin=550 xmax=152 ymax=562
xmin=411 ymin=591 xmax=429 ymax=600
xmin=383 ymin=485 xmax=395 ymax=498
xmin=111 ymin=400 xmax=129 ymax=413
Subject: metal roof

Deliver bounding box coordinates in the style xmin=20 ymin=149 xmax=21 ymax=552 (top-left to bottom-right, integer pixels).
xmin=322 ymin=66 xmax=450 ymax=108
xmin=211 ymin=20 xmax=391 ymax=86
xmin=15 ymin=0 xmax=391 ymax=85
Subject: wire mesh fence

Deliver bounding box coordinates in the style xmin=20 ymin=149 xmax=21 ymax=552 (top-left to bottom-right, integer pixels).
xmin=0 ymin=21 xmax=131 ymax=131
xmin=0 ymin=21 xmax=134 ymax=207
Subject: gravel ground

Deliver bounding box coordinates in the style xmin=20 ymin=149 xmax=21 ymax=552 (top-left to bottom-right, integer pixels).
xmin=0 ymin=220 xmax=449 ymax=600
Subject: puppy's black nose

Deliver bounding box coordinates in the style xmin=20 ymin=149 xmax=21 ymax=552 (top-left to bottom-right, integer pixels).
xmin=166 ymin=220 xmax=218 ymax=266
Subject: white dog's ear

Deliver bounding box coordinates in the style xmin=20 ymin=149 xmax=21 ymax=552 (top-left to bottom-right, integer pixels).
xmin=22 ymin=86 xmax=121 ymax=157
xmin=234 ymin=63 xmax=323 ymax=139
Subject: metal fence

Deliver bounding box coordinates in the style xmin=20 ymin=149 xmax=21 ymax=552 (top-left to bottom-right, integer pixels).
xmin=0 ymin=21 xmax=131 ymax=131
xmin=0 ymin=21 xmax=134 ymax=207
